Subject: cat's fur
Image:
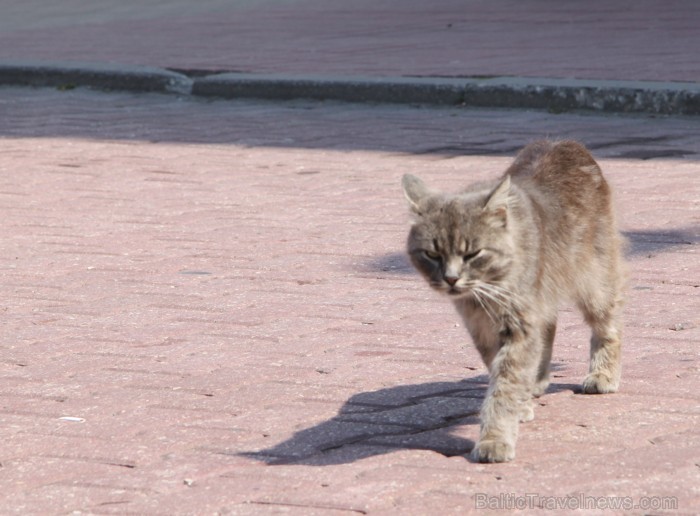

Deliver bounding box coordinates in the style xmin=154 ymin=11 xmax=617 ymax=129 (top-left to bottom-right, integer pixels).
xmin=402 ymin=140 xmax=625 ymax=463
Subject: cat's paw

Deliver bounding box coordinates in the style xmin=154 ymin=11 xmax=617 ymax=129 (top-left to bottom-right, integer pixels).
xmin=532 ymin=378 xmax=549 ymax=398
xmin=582 ymin=373 xmax=619 ymax=394
xmin=519 ymin=400 xmax=535 ymax=422
xmin=471 ymin=440 xmax=515 ymax=463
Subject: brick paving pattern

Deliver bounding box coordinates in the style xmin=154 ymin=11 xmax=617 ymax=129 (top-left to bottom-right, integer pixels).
xmin=1 ymin=0 xmax=700 ymax=514
xmin=1 ymin=87 xmax=698 ymax=513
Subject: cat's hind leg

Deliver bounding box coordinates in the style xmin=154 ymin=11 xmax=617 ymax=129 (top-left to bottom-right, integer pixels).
xmin=582 ymin=323 xmax=621 ymax=394
xmin=532 ymin=320 xmax=556 ymax=398
xmin=577 ymin=280 xmax=623 ymax=394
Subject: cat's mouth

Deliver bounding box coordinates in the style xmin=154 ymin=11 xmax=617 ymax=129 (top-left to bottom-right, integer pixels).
xmin=446 ymin=285 xmax=472 ymax=298
xmin=430 ymin=281 xmax=472 ymax=298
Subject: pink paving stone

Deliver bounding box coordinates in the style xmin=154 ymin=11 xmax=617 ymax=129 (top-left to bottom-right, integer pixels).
xmin=0 ymin=4 xmax=699 ymax=514
xmin=0 ymin=85 xmax=698 ymax=513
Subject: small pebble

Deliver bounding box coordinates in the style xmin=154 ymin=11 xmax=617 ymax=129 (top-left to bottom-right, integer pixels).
xmin=58 ymin=416 xmax=85 ymax=423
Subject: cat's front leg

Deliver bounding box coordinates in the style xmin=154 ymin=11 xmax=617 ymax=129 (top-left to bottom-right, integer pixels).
xmin=472 ymin=325 xmax=539 ymax=463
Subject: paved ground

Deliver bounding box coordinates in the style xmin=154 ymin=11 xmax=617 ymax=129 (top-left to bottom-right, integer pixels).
xmin=1 ymin=86 xmax=699 ymax=514
xmin=1 ymin=1 xmax=700 ymax=514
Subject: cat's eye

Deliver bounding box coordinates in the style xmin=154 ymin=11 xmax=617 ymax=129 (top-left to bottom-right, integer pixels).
xmin=463 ymin=250 xmax=482 ymax=262
xmin=424 ymin=249 xmax=441 ymax=261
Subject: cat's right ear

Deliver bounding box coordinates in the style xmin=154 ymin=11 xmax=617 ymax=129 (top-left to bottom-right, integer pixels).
xmin=483 ymin=175 xmax=511 ymax=228
xmin=402 ymin=174 xmax=431 ymax=215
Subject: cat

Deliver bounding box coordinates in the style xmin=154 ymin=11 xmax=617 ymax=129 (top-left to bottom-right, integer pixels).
xmin=401 ymin=140 xmax=625 ymax=463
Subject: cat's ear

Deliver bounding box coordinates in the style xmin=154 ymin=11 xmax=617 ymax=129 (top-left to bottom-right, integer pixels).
xmin=402 ymin=174 xmax=431 ymax=214
xmin=483 ymin=175 xmax=511 ymax=227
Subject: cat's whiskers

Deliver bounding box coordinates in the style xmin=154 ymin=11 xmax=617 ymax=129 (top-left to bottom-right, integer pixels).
xmin=472 ymin=282 xmax=520 ymax=321
xmin=470 ymin=288 xmax=498 ymax=324
xmin=459 ymin=280 xmax=500 ymax=322
xmin=473 ymin=287 xmax=508 ymax=316
xmin=477 ymin=282 xmax=520 ymax=308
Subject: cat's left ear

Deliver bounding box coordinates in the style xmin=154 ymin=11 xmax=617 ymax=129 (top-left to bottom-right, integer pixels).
xmin=402 ymin=174 xmax=431 ymax=215
xmin=483 ymin=175 xmax=511 ymax=227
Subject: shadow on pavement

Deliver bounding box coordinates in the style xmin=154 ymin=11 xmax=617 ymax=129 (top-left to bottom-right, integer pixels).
xmin=362 ymin=252 xmax=414 ymax=275
xmin=623 ymin=227 xmax=698 ymax=257
xmin=241 ymin=376 xmax=580 ymax=466
xmin=2 ymin=87 xmax=700 ymax=161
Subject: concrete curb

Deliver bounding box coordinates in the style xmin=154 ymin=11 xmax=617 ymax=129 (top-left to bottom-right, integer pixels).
xmin=192 ymin=73 xmax=467 ymax=106
xmin=194 ymin=73 xmax=700 ymax=115
xmin=461 ymin=76 xmax=700 ymax=115
xmin=2 ymin=61 xmax=700 ymax=115
xmin=0 ymin=61 xmax=192 ymax=94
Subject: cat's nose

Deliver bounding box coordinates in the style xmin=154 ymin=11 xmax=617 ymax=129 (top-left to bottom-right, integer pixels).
xmin=444 ymin=276 xmax=459 ymax=286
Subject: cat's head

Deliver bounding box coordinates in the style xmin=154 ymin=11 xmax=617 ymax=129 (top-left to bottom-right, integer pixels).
xmin=401 ymin=173 xmax=515 ymax=299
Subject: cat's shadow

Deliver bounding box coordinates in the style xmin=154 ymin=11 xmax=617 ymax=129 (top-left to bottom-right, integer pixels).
xmin=240 ymin=376 xmax=578 ymax=466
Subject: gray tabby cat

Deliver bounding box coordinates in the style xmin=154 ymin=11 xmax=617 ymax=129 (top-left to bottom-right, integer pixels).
xmin=402 ymin=140 xmax=625 ymax=463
